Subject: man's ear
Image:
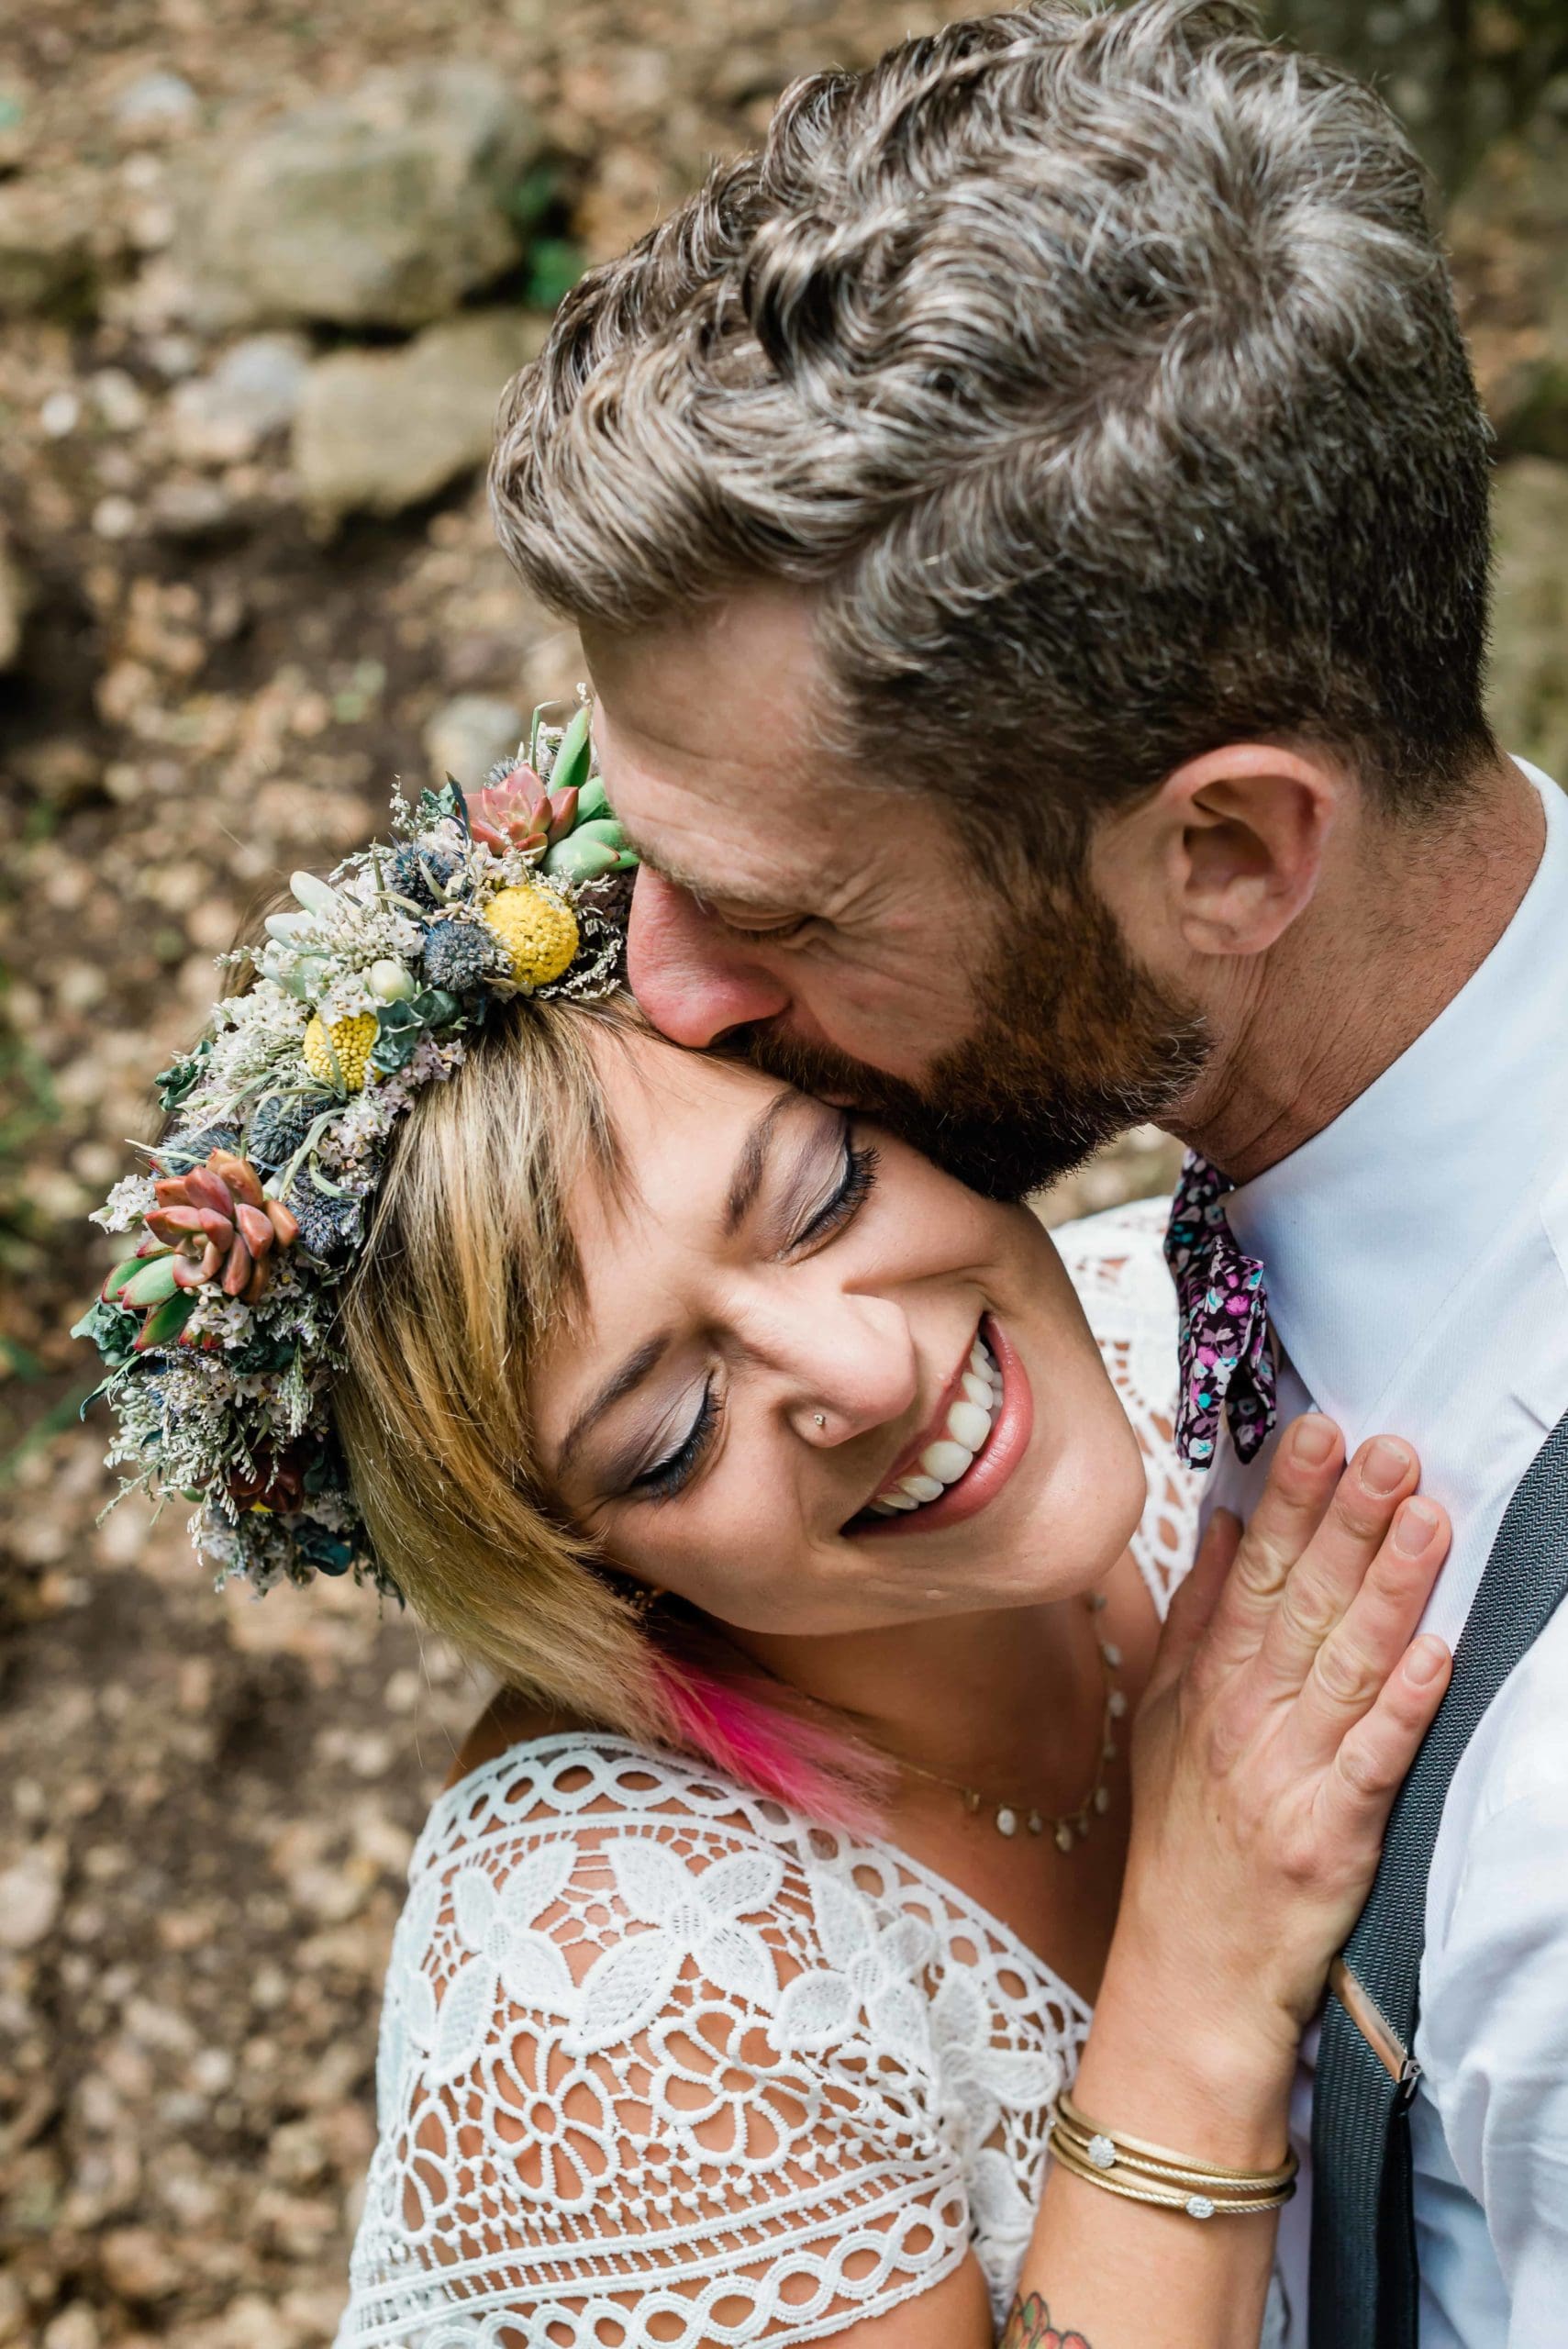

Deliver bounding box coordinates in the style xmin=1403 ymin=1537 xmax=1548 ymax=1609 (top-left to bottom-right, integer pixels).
xmin=1098 ymin=743 xmax=1344 ymax=963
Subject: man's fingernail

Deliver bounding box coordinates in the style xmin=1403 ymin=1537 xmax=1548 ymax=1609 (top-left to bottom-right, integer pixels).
xmin=1406 ymin=1636 xmax=1448 ymax=1686
xmin=1362 ymin=1437 xmax=1411 ymax=1497
xmin=1292 ymin=1416 xmax=1336 ymax=1465
xmin=1394 ymin=1498 xmax=1440 ymax=1556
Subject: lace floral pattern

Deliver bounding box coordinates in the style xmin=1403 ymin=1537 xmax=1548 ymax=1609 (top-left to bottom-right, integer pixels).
xmin=1053 ymin=1197 xmax=1201 ymax=1620
xmin=337 ymin=1205 xmax=1201 ymax=2348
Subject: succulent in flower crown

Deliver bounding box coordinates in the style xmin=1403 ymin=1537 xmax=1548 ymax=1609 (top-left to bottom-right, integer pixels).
xmin=470 ymin=703 xmax=638 ymax=887
xmin=73 ymin=696 xmax=635 ymax=1600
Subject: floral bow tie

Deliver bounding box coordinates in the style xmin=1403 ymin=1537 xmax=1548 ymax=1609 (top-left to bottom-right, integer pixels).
xmin=1163 ymin=1152 xmax=1277 ymax=1469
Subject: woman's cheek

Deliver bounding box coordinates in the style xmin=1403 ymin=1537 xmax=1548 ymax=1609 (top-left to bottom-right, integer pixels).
xmin=642 ymin=1495 xmax=796 ymax=1629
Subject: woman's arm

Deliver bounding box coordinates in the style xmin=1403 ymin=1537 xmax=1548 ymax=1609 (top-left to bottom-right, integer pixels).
xmin=1004 ymin=1417 xmax=1451 ymax=2349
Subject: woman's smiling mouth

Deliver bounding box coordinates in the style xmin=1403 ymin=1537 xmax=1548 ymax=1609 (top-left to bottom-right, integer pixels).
xmin=845 ymin=1315 xmax=1034 ymax=1538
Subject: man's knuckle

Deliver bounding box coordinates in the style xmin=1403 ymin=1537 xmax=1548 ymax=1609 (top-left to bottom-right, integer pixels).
xmin=1314 ymin=1639 xmax=1379 ymax=1709
xmin=1331 ymin=1497 xmax=1387 ymax=1548
xmin=1336 ymin=1740 xmax=1387 ymax=1800
xmin=1235 ymin=1538 xmax=1290 ymax=1599
xmin=1281 ymin=1580 xmax=1340 ymax=1648
xmin=1276 ymin=1827 xmax=1321 ymax=1887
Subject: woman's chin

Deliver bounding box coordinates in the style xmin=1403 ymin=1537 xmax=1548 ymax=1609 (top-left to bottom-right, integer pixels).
xmin=839 ymin=1384 xmax=1145 ymax=1620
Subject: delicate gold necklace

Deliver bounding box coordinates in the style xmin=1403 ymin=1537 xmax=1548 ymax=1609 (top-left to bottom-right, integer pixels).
xmin=868 ymin=1594 xmax=1128 ymax=1850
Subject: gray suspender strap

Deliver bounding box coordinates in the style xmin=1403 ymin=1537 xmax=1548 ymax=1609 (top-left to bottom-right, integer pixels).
xmin=1309 ymin=1406 xmax=1568 ymax=2347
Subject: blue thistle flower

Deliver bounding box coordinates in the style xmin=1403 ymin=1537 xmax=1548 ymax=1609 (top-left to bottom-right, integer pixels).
xmin=421 ymin=919 xmax=496 ymax=992
xmin=386 ymin=842 xmax=461 ymax=910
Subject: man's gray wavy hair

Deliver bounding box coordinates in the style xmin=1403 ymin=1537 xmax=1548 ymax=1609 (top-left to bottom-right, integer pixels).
xmin=490 ymin=0 xmax=1495 ymax=860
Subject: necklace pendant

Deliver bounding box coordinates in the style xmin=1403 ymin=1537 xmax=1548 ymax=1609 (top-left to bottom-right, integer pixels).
xmin=1054 ymin=1820 xmax=1074 ymax=1854
xmin=995 ymin=1804 xmax=1019 ymax=1837
xmin=1027 ymin=1809 xmax=1044 ymax=1836
xmin=1094 ymin=1786 xmax=1111 ymax=1816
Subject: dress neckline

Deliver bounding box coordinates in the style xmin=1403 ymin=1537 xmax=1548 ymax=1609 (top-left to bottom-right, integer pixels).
xmin=429 ymin=1727 xmax=1095 ymax=2029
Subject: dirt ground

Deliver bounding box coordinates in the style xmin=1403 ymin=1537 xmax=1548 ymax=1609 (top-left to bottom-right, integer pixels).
xmin=1 ymin=4 xmax=1563 ymax=2343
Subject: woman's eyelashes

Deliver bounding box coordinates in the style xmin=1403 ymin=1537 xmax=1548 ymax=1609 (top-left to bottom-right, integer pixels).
xmin=783 ymin=1130 xmax=880 ymax=1257
xmin=631 ymin=1384 xmax=719 ymax=1501
xmin=624 ymin=1127 xmax=881 ymax=1506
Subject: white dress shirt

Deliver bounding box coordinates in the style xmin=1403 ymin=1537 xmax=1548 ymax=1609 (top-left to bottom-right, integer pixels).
xmin=1207 ymin=761 xmax=1568 ymax=2348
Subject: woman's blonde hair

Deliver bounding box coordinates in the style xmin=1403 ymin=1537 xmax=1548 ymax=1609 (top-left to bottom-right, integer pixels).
xmin=336 ymin=993 xmax=883 ymax=1825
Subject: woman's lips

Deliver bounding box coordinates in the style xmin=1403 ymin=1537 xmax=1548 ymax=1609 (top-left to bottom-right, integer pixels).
xmin=850 ymin=1314 xmax=1033 ymax=1538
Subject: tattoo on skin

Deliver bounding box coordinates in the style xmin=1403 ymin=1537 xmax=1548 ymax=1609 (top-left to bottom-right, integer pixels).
xmin=999 ymin=2292 xmax=1093 ymax=2349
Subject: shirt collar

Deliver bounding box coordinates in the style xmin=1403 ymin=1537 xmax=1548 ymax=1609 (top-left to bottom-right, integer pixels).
xmin=1224 ymin=762 xmax=1568 ymax=1428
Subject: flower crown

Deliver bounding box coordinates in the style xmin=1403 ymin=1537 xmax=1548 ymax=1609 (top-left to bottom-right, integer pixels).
xmin=74 ymin=699 xmax=634 ymax=1598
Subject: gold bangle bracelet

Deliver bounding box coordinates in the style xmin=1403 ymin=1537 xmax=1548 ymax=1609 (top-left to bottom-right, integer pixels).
xmin=1051 ymin=2116 xmax=1297 ymax=2199
xmin=1055 ymin=2090 xmax=1298 ymax=2193
xmin=1049 ymin=2125 xmax=1296 ymax=2220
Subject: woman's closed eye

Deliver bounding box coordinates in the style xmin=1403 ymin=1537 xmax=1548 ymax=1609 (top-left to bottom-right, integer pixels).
xmin=624 ymin=1123 xmax=881 ymax=1505
xmin=783 ymin=1127 xmax=880 ymax=1257
xmin=631 ymin=1383 xmax=720 ymax=1501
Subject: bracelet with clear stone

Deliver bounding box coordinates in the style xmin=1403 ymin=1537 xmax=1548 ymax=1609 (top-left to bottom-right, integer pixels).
xmin=1050 ymin=2090 xmax=1297 ymax=2221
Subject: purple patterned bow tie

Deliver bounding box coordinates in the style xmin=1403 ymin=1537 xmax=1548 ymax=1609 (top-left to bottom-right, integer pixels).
xmin=1163 ymin=1152 xmax=1277 ymax=1469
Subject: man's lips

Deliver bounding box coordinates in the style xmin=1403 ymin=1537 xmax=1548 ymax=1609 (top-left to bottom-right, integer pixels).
xmin=847 ymin=1315 xmax=1033 ymax=1538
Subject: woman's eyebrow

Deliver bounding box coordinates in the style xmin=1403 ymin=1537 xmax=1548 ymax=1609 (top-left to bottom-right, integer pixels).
xmin=723 ymin=1089 xmax=806 ymax=1237
xmin=557 ymin=1331 xmax=672 ymax=1475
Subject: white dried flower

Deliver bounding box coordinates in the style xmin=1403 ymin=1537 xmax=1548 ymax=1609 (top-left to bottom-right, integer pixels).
xmin=91 ymin=1174 xmax=159 ymax=1233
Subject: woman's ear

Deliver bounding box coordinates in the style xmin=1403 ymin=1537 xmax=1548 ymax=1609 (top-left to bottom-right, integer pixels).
xmin=1097 ymin=743 xmax=1344 ymax=965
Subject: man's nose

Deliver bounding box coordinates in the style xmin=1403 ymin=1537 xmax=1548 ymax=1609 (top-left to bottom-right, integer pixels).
xmin=627 ymin=866 xmax=793 ymax=1048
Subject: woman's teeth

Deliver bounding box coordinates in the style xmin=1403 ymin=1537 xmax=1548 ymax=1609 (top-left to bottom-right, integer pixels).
xmin=868 ymin=1336 xmax=1003 ymax=1516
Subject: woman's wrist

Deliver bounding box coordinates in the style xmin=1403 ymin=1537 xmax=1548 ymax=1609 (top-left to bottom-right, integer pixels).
xmin=1076 ymin=1927 xmax=1301 ymax=2172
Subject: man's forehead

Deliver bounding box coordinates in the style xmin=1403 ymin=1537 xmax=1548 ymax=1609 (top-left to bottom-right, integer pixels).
xmin=584 ymin=610 xmax=876 ymax=907
xmin=586 ymin=601 xmax=825 ymax=793
xmin=582 ymin=596 xmax=961 ymax=923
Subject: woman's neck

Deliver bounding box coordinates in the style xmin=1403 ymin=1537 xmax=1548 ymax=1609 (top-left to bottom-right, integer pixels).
xmin=733 ymin=1589 xmax=1110 ymax=1809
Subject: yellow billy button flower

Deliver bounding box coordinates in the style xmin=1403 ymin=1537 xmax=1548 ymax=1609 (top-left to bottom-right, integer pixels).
xmin=482 ymin=881 xmax=579 ymax=989
xmin=302 ymin=1009 xmax=378 ymax=1092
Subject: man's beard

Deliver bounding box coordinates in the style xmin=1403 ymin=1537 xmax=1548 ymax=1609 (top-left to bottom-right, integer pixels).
xmin=732 ymin=865 xmax=1212 ymax=1201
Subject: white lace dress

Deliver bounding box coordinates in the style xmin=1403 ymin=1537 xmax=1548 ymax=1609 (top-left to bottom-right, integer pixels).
xmin=336 ymin=1202 xmax=1200 ymax=2348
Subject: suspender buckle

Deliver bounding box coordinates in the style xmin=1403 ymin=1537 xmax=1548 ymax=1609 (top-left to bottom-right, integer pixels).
xmin=1329 ymin=1955 xmax=1422 ymax=2108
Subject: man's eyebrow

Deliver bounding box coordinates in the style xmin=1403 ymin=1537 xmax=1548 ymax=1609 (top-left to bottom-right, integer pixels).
xmin=557 ymin=1331 xmax=672 ymax=1476
xmin=632 ymin=844 xmax=802 ymax=918
xmin=724 ymin=1089 xmax=801 ymax=1238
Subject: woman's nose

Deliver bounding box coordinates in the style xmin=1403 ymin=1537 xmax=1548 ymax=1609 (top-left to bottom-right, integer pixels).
xmin=783 ymin=1301 xmax=918 ymax=1448
xmin=627 ymin=867 xmax=792 ymax=1048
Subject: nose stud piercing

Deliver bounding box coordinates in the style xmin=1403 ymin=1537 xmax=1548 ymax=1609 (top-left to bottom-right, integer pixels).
xmin=813 ymin=1412 xmax=827 ymax=1429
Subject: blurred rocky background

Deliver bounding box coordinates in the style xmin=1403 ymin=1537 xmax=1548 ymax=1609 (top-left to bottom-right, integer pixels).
xmin=2 ymin=2 xmax=1564 ymax=2341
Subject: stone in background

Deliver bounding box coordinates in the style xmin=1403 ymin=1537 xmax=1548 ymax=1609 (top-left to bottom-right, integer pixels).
xmin=176 ymin=63 xmax=543 ymax=331
xmin=293 ymin=310 xmax=550 ymax=522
